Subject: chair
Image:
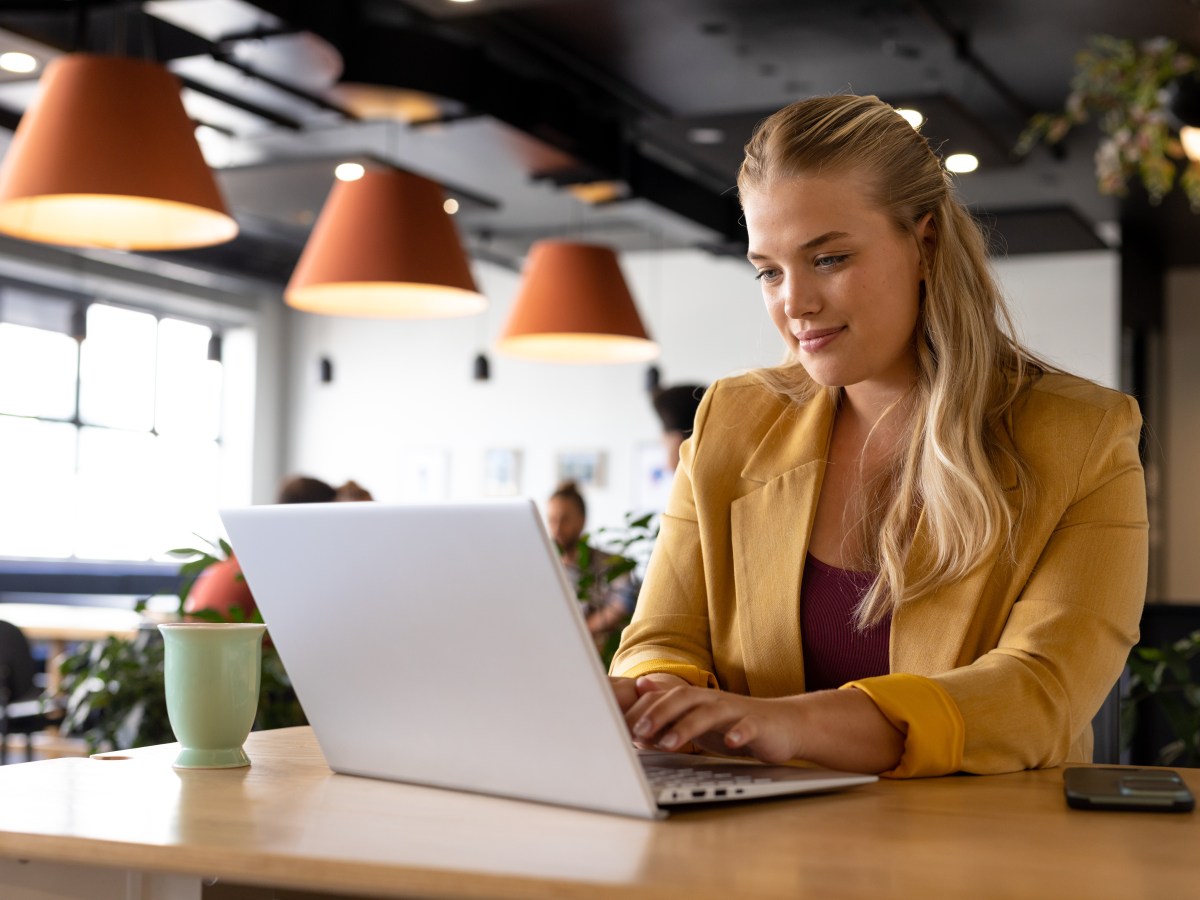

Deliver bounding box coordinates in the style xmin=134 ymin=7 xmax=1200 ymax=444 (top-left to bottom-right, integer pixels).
xmin=0 ymin=619 xmax=46 ymax=764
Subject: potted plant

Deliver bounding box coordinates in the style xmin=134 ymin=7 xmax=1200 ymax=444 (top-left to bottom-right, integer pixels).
xmin=1122 ymin=629 xmax=1200 ymax=767
xmin=573 ymin=511 xmax=659 ymax=668
xmin=57 ymin=537 xmax=306 ymax=753
xmin=1016 ymin=35 xmax=1200 ymax=208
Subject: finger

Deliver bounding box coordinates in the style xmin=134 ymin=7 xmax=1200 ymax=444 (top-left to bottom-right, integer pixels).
xmin=723 ymin=714 xmax=794 ymax=764
xmin=654 ymin=698 xmax=749 ymax=751
xmin=634 ymin=674 xmax=686 ymax=696
xmin=608 ymin=676 xmax=638 ymax=712
xmin=630 ymin=686 xmax=719 ymax=744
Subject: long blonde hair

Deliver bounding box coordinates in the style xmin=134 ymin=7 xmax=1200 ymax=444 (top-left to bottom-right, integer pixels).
xmin=738 ymin=94 xmax=1044 ymax=626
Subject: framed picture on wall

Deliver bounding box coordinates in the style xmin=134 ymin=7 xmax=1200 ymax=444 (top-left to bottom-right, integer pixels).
xmin=555 ymin=449 xmax=607 ymax=489
xmin=398 ymin=447 xmax=451 ymax=500
xmin=483 ymin=448 xmax=522 ymax=496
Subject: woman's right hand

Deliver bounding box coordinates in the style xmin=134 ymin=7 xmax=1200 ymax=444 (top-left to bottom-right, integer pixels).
xmin=609 ymin=674 xmax=694 ymax=749
xmin=609 ymin=673 xmax=690 ymax=713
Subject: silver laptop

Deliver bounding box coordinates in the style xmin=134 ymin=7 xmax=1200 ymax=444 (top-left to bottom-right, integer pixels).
xmin=220 ymin=498 xmax=877 ymax=819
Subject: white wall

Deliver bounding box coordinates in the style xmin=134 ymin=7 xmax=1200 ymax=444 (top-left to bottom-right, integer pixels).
xmin=993 ymin=251 xmax=1120 ymax=389
xmin=280 ymin=248 xmax=1120 ymax=534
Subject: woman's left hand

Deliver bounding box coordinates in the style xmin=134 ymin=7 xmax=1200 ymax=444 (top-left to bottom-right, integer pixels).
xmin=626 ymin=679 xmax=804 ymax=764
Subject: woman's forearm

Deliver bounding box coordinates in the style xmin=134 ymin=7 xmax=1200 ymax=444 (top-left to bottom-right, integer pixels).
xmin=784 ymin=687 xmax=904 ymax=773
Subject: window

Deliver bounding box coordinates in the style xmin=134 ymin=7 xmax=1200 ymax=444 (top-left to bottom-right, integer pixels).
xmin=0 ymin=299 xmax=225 ymax=561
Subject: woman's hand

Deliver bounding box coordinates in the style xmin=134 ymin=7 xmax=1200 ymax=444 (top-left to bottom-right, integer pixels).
xmin=608 ymin=673 xmax=689 ymax=713
xmin=623 ymin=680 xmax=906 ymax=773
xmin=625 ymin=680 xmax=804 ymax=763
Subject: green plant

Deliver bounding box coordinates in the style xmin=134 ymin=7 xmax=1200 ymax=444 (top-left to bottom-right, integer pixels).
xmin=575 ymin=511 xmax=660 ymax=668
xmin=1122 ymin=629 xmax=1200 ymax=767
xmin=1016 ymin=35 xmax=1200 ymax=208
xmin=56 ymin=537 xmax=307 ymax=754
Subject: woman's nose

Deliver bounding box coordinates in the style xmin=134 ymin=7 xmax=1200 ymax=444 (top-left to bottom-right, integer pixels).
xmin=782 ymin=279 xmax=817 ymax=320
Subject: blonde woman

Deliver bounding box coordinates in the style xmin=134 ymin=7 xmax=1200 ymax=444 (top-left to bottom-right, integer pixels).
xmin=608 ymin=94 xmax=1148 ymax=777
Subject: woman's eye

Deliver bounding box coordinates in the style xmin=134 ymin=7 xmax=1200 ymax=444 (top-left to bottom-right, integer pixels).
xmin=815 ymin=255 xmax=848 ymax=270
xmin=754 ymin=268 xmax=779 ymax=282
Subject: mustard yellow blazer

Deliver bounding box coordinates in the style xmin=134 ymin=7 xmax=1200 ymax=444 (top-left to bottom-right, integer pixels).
xmin=611 ymin=372 xmax=1148 ymax=777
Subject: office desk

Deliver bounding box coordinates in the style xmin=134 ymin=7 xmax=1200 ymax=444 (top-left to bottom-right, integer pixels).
xmin=0 ymin=727 xmax=1195 ymax=900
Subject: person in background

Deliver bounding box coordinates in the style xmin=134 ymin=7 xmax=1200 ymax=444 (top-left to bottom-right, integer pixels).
xmin=335 ymin=479 xmax=374 ymax=502
xmin=185 ymin=475 xmax=369 ymax=620
xmin=609 ymin=93 xmax=1147 ymax=778
xmin=651 ymin=384 xmax=707 ymax=474
xmin=546 ymin=481 xmax=636 ymax=648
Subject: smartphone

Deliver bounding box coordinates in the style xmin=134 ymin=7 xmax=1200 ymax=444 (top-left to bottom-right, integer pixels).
xmin=1064 ymin=767 xmax=1195 ymax=812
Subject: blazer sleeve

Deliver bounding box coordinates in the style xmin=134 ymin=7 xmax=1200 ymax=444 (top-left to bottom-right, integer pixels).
xmin=609 ymin=389 xmax=719 ymax=688
xmin=850 ymin=393 xmax=1148 ymax=776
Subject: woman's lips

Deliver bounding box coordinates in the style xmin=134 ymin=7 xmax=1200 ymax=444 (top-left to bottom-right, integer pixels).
xmin=795 ymin=326 xmax=844 ymax=352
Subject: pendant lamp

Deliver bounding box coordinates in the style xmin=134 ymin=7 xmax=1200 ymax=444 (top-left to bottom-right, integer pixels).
xmin=0 ymin=54 xmax=238 ymax=251
xmin=285 ymin=168 xmax=485 ymax=318
xmin=497 ymin=240 xmax=658 ymax=363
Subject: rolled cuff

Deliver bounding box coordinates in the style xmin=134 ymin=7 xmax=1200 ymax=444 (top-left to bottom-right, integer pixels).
xmin=842 ymin=674 xmax=965 ymax=778
xmin=613 ymin=658 xmax=719 ymax=689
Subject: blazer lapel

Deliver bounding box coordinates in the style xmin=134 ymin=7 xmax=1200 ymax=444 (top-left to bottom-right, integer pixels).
xmin=731 ymin=391 xmax=835 ymax=698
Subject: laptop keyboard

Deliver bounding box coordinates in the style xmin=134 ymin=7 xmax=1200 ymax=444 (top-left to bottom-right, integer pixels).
xmin=643 ymin=763 xmax=775 ymax=801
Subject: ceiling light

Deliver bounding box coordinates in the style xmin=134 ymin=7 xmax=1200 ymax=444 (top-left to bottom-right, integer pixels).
xmin=334 ymin=162 xmax=365 ymax=182
xmin=945 ymin=153 xmax=979 ymax=174
xmin=328 ymin=84 xmax=449 ymax=124
xmin=497 ymin=241 xmax=659 ymax=364
xmin=1181 ymin=126 xmax=1200 ymax=162
xmin=285 ymin=168 xmax=485 ymax=319
xmin=0 ymin=54 xmax=237 ymax=250
xmin=895 ymin=108 xmax=924 ymax=129
xmin=564 ymin=180 xmax=627 ymax=205
xmin=0 ymin=52 xmax=37 ymax=74
xmin=443 ymin=198 xmax=460 ymax=214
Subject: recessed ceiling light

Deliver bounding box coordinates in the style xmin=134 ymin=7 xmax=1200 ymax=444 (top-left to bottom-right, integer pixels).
xmin=688 ymin=127 xmax=726 ymax=145
xmin=334 ymin=162 xmax=365 ymax=182
xmin=0 ymin=52 xmax=37 ymax=74
xmin=895 ymin=108 xmax=924 ymax=129
xmin=945 ymin=153 xmax=979 ymax=174
xmin=443 ymin=198 xmax=460 ymax=215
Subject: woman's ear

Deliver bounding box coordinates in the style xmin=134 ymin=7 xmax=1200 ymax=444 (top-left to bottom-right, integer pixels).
xmin=916 ymin=212 xmax=937 ymax=262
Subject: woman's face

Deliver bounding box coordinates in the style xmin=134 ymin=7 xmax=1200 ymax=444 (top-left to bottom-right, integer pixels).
xmin=743 ymin=171 xmax=930 ymax=405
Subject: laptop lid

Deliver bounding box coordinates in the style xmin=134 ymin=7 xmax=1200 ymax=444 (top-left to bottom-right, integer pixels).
xmin=221 ymin=498 xmax=663 ymax=819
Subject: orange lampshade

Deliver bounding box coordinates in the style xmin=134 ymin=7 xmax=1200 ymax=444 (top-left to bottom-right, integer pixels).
xmin=497 ymin=240 xmax=658 ymax=363
xmin=285 ymin=168 xmax=485 ymax=318
xmin=0 ymin=54 xmax=237 ymax=251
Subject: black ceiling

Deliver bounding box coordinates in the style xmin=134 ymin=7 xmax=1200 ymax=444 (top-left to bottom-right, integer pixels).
xmin=0 ymin=0 xmax=1199 ymax=286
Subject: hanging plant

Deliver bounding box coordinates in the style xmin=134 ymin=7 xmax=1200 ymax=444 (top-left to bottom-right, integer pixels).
xmin=1016 ymin=35 xmax=1200 ymax=209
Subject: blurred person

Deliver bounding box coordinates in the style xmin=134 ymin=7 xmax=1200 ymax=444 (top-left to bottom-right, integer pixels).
xmin=546 ymin=481 xmax=636 ymax=647
xmin=335 ymin=480 xmax=374 ymax=502
xmin=651 ymin=384 xmax=707 ymax=474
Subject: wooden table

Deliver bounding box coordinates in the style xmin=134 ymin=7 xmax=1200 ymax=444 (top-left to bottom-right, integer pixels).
xmin=0 ymin=602 xmax=146 ymax=695
xmin=0 ymin=727 xmax=1195 ymax=899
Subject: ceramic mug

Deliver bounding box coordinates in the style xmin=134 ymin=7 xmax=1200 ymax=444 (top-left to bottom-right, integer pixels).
xmin=158 ymin=622 xmax=266 ymax=769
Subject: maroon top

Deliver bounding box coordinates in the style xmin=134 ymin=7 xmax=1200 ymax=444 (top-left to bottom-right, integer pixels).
xmin=800 ymin=554 xmax=891 ymax=691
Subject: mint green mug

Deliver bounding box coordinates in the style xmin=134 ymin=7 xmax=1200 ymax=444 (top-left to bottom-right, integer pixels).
xmin=158 ymin=622 xmax=266 ymax=768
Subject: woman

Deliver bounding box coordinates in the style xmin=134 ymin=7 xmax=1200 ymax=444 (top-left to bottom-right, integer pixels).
xmin=608 ymin=94 xmax=1148 ymax=778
